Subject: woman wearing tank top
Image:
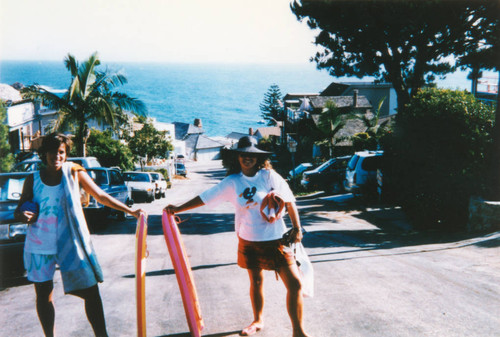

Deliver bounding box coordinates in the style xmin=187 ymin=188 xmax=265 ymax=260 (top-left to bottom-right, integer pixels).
xmin=15 ymin=133 xmax=146 ymax=337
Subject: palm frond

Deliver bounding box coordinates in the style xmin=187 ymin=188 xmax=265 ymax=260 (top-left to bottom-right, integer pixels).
xmin=64 ymin=54 xmax=79 ymax=76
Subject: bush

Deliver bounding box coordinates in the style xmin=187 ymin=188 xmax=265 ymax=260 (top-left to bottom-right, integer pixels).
xmin=382 ymin=89 xmax=494 ymax=231
xmin=87 ymin=130 xmax=135 ymax=170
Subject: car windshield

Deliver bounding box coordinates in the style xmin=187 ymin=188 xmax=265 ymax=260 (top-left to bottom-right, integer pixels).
xmin=316 ymin=159 xmax=334 ymax=172
xmin=123 ymin=173 xmax=150 ymax=182
xmin=87 ymin=170 xmax=108 ymax=185
xmin=347 ymin=155 xmax=360 ymax=171
xmin=0 ymin=176 xmax=26 ymax=201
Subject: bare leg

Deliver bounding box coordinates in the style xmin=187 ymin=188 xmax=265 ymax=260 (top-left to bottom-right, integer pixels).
xmin=242 ymin=268 xmax=265 ymax=335
xmin=277 ymin=264 xmax=311 ymax=337
xmin=70 ymin=285 xmax=108 ymax=337
xmin=34 ymin=281 xmax=55 ymax=337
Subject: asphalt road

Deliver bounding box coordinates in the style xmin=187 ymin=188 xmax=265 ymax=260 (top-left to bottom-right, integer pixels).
xmin=1 ymin=160 xmax=499 ymax=337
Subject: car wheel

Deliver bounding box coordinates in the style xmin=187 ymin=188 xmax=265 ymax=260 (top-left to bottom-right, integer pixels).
xmin=328 ymin=181 xmax=343 ymax=195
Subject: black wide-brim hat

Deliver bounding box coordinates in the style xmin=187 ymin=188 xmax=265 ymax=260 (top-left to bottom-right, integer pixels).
xmin=233 ymin=136 xmax=272 ymax=155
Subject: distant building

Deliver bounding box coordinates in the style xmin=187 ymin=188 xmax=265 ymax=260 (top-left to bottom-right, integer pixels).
xmin=320 ymin=82 xmax=397 ymax=116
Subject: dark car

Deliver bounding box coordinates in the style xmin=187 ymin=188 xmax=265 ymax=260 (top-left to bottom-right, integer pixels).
xmin=301 ymin=155 xmax=351 ymax=194
xmin=84 ymin=168 xmax=133 ymax=223
xmin=0 ymin=172 xmax=30 ymax=283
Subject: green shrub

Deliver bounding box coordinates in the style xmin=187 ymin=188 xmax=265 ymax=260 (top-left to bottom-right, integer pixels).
xmin=382 ymin=89 xmax=494 ymax=231
xmin=87 ymin=130 xmax=135 ymax=170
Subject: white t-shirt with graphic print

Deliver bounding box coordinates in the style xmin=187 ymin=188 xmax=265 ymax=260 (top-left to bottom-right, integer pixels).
xmin=199 ymin=169 xmax=295 ymax=242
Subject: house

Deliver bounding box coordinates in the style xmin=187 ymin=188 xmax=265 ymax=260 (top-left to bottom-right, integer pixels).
xmin=184 ymin=134 xmax=225 ymax=161
xmin=308 ymin=91 xmax=373 ymax=147
xmin=320 ymin=81 xmax=397 ymax=116
xmin=1 ymin=83 xmax=39 ymax=154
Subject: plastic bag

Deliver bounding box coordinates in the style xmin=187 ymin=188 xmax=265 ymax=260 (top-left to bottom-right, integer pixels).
xmin=292 ymin=242 xmax=314 ymax=298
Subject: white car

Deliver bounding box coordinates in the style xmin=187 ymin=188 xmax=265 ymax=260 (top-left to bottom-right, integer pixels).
xmin=122 ymin=171 xmax=155 ymax=203
xmin=344 ymin=150 xmax=383 ymax=195
xmin=149 ymin=172 xmax=167 ymax=199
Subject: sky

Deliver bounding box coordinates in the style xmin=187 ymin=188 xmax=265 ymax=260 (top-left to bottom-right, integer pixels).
xmin=0 ymin=0 xmax=320 ymax=64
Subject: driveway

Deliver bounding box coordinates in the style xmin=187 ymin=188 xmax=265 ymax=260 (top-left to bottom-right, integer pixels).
xmin=1 ymin=160 xmax=499 ymax=337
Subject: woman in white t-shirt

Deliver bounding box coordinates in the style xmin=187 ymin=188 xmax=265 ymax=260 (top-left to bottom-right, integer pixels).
xmin=164 ymin=136 xmax=311 ymax=337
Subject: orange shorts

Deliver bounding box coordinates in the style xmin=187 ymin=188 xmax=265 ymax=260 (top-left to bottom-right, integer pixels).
xmin=237 ymin=237 xmax=295 ymax=271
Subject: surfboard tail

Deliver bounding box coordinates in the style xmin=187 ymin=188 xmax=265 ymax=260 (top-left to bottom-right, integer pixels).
xmin=135 ymin=214 xmax=148 ymax=337
xmin=162 ymin=211 xmax=204 ymax=337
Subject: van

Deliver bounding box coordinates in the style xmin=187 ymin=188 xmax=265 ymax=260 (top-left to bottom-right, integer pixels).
xmin=344 ymin=150 xmax=383 ymax=195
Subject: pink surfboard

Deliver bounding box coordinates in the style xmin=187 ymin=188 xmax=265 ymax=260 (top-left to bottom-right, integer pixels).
xmin=162 ymin=211 xmax=204 ymax=337
xmin=135 ymin=214 xmax=148 ymax=337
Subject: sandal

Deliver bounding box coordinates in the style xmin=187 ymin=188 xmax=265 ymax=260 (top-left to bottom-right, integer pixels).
xmin=240 ymin=322 xmax=264 ymax=336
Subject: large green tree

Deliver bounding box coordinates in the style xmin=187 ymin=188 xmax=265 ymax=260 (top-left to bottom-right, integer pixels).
xmin=290 ymin=0 xmax=494 ymax=111
xmin=127 ymin=119 xmax=173 ymax=169
xmin=21 ymin=52 xmax=146 ymax=155
xmin=0 ymin=102 xmax=14 ymax=172
xmin=455 ymin=2 xmax=500 ymax=198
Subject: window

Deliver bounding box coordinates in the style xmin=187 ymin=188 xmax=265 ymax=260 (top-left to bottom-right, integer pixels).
xmin=361 ymin=156 xmax=382 ymax=171
xmin=109 ymin=170 xmax=124 ymax=185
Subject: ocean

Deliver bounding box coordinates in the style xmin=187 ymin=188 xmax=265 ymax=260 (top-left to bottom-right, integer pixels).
xmin=0 ymin=60 xmax=483 ymax=137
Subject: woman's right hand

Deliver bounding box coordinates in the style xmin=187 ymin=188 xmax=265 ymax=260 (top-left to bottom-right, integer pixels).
xmin=16 ymin=210 xmax=38 ymax=224
xmin=163 ymin=204 xmax=177 ymax=215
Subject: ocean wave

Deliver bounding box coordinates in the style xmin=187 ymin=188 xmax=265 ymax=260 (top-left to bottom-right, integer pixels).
xmin=40 ymin=85 xmax=67 ymax=94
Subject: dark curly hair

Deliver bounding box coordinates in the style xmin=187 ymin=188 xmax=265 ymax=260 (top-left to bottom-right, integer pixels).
xmin=38 ymin=133 xmax=72 ymax=165
xmin=221 ymin=148 xmax=272 ymax=176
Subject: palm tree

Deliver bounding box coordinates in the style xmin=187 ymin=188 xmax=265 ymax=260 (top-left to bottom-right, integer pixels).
xmin=317 ymin=100 xmax=359 ymax=157
xmin=21 ymin=52 xmax=147 ymax=155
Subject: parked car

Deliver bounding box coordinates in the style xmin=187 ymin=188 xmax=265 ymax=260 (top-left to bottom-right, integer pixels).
xmin=0 ymin=172 xmax=30 ymax=282
xmin=344 ymin=150 xmax=384 ymax=196
xmin=288 ymin=163 xmax=313 ymax=179
xmin=13 ymin=156 xmax=101 ymax=172
xmin=301 ymin=156 xmax=351 ymax=194
xmin=149 ymin=172 xmax=167 ymax=199
xmin=175 ymin=162 xmax=187 ymax=177
xmin=84 ymin=168 xmax=133 ymax=223
xmin=122 ymin=171 xmax=155 ymax=203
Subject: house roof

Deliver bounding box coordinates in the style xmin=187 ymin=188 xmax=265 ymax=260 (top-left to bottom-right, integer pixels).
xmin=321 ymin=81 xmax=394 ymax=96
xmin=173 ymin=122 xmax=203 ymax=140
xmin=254 ymin=126 xmax=281 ymax=139
xmin=226 ymin=132 xmax=249 ymax=140
xmin=184 ymin=134 xmax=225 ymax=151
xmin=309 ymin=95 xmax=372 ymax=109
xmin=0 ymin=83 xmax=22 ymax=102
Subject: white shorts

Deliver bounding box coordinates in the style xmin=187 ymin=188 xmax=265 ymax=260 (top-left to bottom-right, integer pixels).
xmin=23 ymin=252 xmax=57 ymax=283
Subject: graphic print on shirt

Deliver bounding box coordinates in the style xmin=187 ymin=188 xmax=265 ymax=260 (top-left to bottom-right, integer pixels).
xmin=239 ymin=186 xmax=259 ymax=209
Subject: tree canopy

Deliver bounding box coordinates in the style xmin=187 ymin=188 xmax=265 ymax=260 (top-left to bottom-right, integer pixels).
xmin=291 ymin=0 xmax=498 ymax=111
xmin=0 ymin=102 xmax=14 ymax=172
xmin=127 ymin=119 xmax=173 ymax=169
xmin=21 ymin=52 xmax=146 ymax=156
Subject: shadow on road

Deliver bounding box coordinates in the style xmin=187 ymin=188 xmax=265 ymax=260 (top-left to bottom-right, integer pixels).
xmin=298 ymin=193 xmax=500 ymax=251
xmin=94 ymin=192 xmax=499 ymax=255
xmin=123 ymin=262 xmax=237 ymax=279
